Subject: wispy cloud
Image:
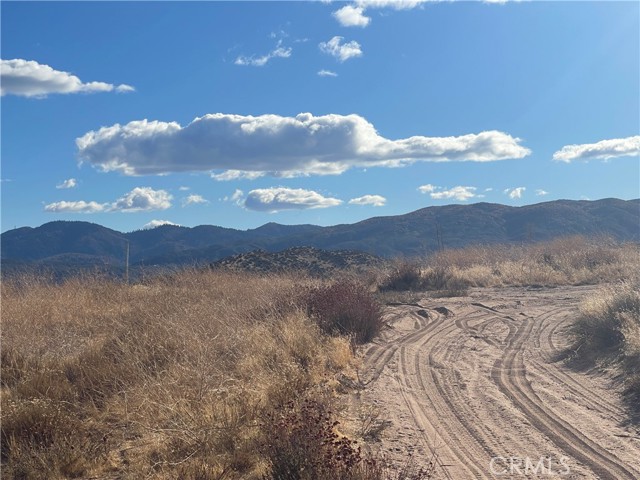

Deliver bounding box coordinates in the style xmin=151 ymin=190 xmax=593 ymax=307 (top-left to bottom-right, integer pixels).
xmin=223 ymin=189 xmax=245 ymax=206
xmin=234 ymin=40 xmax=292 ymax=67
xmin=504 ymin=187 xmax=525 ymax=199
xmin=1 ymin=59 xmax=134 ymax=98
xmin=348 ymin=194 xmax=386 ymax=206
xmin=44 ymin=187 xmax=172 ymax=213
xmin=44 ymin=200 xmax=107 ymax=213
xmin=552 ymin=136 xmax=640 ymax=163
xmin=211 ymin=170 xmax=266 ymax=181
xmin=419 ymin=185 xmax=478 ymax=201
xmin=318 ymin=69 xmax=338 ymax=77
xmin=535 ymin=189 xmax=549 ymax=196
xmin=77 ymin=113 xmax=530 ymax=178
xmin=244 ymin=187 xmax=342 ymax=212
xmin=56 ymin=178 xmax=77 ymax=189
xmin=319 ymin=36 xmax=363 ymax=62
xmin=182 ymin=194 xmax=208 ymax=206
xmin=142 ymin=219 xmax=180 ymax=229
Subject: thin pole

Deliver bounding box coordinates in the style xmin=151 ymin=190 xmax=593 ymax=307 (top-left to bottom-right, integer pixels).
xmin=125 ymin=240 xmax=130 ymax=284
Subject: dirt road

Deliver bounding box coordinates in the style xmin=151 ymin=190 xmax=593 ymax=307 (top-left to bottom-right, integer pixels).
xmin=358 ymin=285 xmax=640 ymax=479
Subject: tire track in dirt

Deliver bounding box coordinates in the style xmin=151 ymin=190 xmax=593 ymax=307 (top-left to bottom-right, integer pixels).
xmin=530 ymin=309 xmax=625 ymax=419
xmin=359 ymin=287 xmax=640 ymax=479
xmin=491 ymin=308 xmax=639 ymax=479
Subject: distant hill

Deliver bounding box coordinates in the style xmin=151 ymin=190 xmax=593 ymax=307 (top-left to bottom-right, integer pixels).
xmin=211 ymin=246 xmax=383 ymax=277
xmin=2 ymin=199 xmax=638 ymax=276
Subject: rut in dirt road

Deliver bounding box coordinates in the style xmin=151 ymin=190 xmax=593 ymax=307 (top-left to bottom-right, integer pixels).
xmin=360 ymin=287 xmax=640 ymax=479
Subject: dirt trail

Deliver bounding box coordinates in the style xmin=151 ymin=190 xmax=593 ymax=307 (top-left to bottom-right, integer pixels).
xmin=358 ymin=286 xmax=640 ymax=479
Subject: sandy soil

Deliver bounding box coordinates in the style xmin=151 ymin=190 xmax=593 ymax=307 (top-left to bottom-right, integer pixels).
xmin=353 ymin=285 xmax=640 ymax=479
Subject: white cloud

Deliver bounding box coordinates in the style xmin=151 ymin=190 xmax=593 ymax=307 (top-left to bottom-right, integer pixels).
xmin=504 ymin=187 xmax=525 ymax=199
xmin=431 ymin=186 xmax=477 ymax=201
xmin=211 ymin=170 xmax=266 ymax=181
xmin=318 ymin=69 xmax=338 ymax=77
xmin=417 ymin=184 xmax=437 ymax=193
xmin=333 ymin=0 xmax=428 ymax=27
xmin=356 ymin=0 xmax=427 ymax=9
xmin=77 ymin=113 xmax=530 ymax=178
xmin=223 ymin=189 xmax=245 ymax=206
xmin=182 ymin=194 xmax=208 ymax=206
xmin=333 ymin=5 xmax=371 ymax=27
xmin=552 ymin=136 xmax=640 ymax=163
xmin=44 ymin=200 xmax=106 ymax=213
xmin=45 ymin=187 xmax=172 ymax=214
xmin=319 ymin=36 xmax=363 ymax=62
xmin=112 ymin=187 xmax=172 ymax=212
xmin=348 ymin=194 xmax=386 ymax=206
xmin=143 ymin=219 xmax=180 ymax=229
xmin=244 ymin=187 xmax=342 ymax=212
xmin=178 ymin=186 xmax=191 ymax=191
xmin=535 ymin=189 xmax=549 ymax=196
xmin=56 ymin=178 xmax=77 ymax=189
xmin=1 ymin=59 xmax=134 ymax=98
xmin=234 ymin=41 xmax=292 ymax=67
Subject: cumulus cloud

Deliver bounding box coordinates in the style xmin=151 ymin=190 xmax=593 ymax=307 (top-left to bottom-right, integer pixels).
xmin=244 ymin=187 xmax=342 ymax=212
xmin=56 ymin=178 xmax=77 ymax=189
xmin=333 ymin=5 xmax=371 ymax=27
xmin=182 ymin=194 xmax=208 ymax=206
xmin=535 ymin=189 xmax=549 ymax=196
xmin=234 ymin=41 xmax=292 ymax=67
xmin=348 ymin=194 xmax=386 ymax=206
xmin=552 ymin=136 xmax=640 ymax=163
xmin=143 ymin=220 xmax=180 ymax=229
xmin=77 ymin=113 xmax=530 ymax=178
xmin=1 ymin=59 xmax=134 ymax=98
xmin=44 ymin=200 xmax=106 ymax=213
xmin=112 ymin=187 xmax=172 ymax=212
xmin=504 ymin=187 xmax=525 ymax=199
xmin=319 ymin=37 xmax=363 ymax=62
xmin=318 ymin=69 xmax=338 ymax=77
xmin=44 ymin=187 xmax=172 ymax=214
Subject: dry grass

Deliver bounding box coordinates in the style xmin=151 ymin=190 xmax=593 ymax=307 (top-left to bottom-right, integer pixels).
xmin=567 ymin=282 xmax=640 ymax=418
xmin=377 ymin=237 xmax=640 ymax=293
xmin=1 ymin=269 xmax=403 ymax=479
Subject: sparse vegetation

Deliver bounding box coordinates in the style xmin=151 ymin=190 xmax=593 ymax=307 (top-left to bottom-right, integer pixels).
xmin=567 ymin=282 xmax=640 ymax=416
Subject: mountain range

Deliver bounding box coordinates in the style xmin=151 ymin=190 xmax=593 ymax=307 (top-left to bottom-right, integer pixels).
xmin=1 ymin=198 xmax=638 ymax=276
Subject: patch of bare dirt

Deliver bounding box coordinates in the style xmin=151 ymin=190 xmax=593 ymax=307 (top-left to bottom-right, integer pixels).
xmin=352 ymin=285 xmax=640 ymax=479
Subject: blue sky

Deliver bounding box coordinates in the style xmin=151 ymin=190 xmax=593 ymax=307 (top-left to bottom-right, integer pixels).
xmin=2 ymin=1 xmax=639 ymax=233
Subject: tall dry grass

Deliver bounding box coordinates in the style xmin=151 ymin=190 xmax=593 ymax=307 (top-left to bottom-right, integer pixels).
xmin=378 ymin=237 xmax=640 ymax=293
xmin=1 ymin=270 xmax=396 ymax=479
xmin=567 ymin=282 xmax=640 ymax=418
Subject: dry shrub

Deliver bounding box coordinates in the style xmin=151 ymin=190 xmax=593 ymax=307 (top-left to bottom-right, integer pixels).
xmin=261 ymin=397 xmax=377 ymax=480
xmin=379 ymin=261 xmax=424 ymax=292
xmin=307 ymin=280 xmax=384 ymax=344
